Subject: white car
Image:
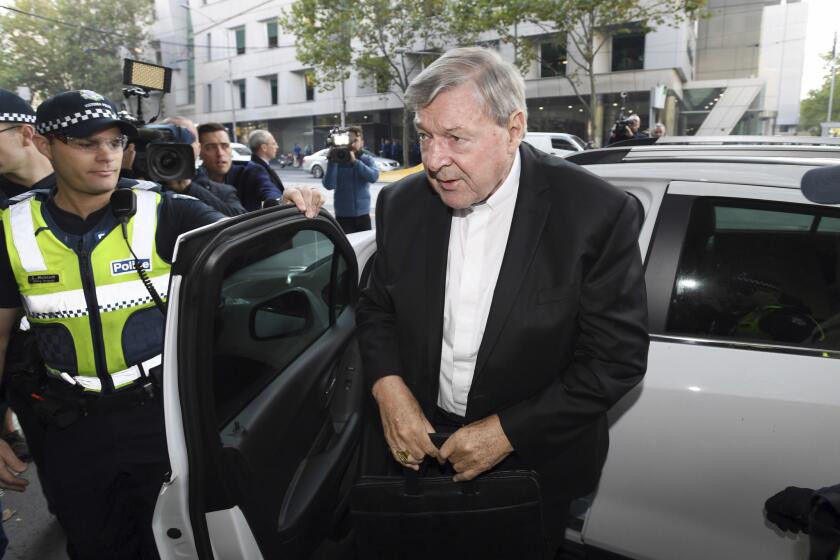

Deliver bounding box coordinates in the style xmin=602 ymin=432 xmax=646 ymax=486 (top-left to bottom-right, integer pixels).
xmin=523 ymin=131 xmax=586 ymax=157
xmin=155 ymin=136 xmax=840 ymax=559
xmin=302 ymin=148 xmax=400 ymax=178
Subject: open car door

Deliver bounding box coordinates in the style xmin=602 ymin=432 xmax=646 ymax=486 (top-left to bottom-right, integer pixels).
xmin=153 ymin=207 xmax=367 ymax=559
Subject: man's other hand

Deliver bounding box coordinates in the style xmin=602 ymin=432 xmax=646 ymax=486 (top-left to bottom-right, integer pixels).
xmin=371 ymin=375 xmax=438 ymax=470
xmin=0 ymin=439 xmax=28 ymax=492
xmin=283 ymin=186 xmax=325 ymax=219
xmin=439 ymin=414 xmax=513 ymax=482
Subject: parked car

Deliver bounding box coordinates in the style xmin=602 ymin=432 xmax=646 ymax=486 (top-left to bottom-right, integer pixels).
xmin=303 ymin=148 xmax=400 ymax=178
xmin=154 ymin=136 xmax=840 ymax=560
xmin=523 ymin=131 xmax=586 ymax=157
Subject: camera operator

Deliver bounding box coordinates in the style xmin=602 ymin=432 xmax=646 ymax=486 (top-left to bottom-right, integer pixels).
xmin=248 ymin=129 xmax=286 ymax=193
xmin=322 ymin=126 xmax=379 ymax=233
xmin=158 ymin=117 xmax=246 ymax=217
xmin=608 ymin=114 xmax=647 ymax=145
xmin=198 ymin=122 xmax=282 ymax=211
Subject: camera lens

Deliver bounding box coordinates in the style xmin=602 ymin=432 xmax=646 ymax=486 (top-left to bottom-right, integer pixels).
xmin=147 ymin=143 xmax=195 ymax=182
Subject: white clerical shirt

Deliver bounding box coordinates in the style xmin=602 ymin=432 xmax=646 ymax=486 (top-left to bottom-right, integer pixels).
xmin=437 ymin=151 xmax=521 ymax=416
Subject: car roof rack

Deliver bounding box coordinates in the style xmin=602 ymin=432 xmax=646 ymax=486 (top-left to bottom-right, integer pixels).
xmin=566 ymin=136 xmax=840 ymax=166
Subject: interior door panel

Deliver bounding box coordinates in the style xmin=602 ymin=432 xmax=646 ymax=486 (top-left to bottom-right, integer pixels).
xmin=172 ymin=209 xmax=362 ymax=559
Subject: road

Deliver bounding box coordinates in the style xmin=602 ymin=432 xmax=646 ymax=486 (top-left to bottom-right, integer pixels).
xmin=274 ymin=164 xmax=388 ymax=220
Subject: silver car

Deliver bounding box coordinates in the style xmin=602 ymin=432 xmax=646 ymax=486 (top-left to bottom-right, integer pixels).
xmin=155 ymin=137 xmax=840 ymax=560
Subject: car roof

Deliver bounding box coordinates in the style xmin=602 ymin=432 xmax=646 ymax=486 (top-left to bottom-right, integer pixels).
xmin=567 ymin=137 xmax=840 ymax=190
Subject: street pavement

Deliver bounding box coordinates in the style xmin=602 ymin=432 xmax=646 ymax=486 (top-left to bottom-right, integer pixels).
xmin=0 ymin=164 xmax=391 ymax=559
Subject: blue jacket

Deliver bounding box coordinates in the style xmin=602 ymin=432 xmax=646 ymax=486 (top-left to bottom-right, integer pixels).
xmin=199 ymin=161 xmax=282 ymax=212
xmin=322 ymin=154 xmax=379 ymax=218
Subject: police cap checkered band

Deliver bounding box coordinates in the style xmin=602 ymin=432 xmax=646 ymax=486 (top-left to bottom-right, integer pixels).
xmin=0 ymin=89 xmax=36 ymax=124
xmin=36 ymin=90 xmax=137 ymax=138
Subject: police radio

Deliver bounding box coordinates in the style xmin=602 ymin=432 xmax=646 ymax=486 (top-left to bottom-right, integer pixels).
xmin=110 ymin=189 xmax=167 ymax=314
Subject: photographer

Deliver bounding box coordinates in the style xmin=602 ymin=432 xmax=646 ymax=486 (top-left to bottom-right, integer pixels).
xmin=322 ymin=126 xmax=379 ymax=233
xmin=608 ymin=114 xmax=647 ymax=145
xmin=159 ymin=117 xmax=246 ymax=217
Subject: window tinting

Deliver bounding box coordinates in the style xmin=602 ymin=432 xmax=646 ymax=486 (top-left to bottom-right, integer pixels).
xmin=212 ymin=229 xmax=348 ymax=425
xmin=551 ymin=138 xmax=576 ymax=151
xmin=666 ymin=198 xmax=840 ymax=350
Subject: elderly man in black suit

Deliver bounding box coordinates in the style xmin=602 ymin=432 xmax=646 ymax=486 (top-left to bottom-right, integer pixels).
xmin=248 ymin=129 xmax=286 ymax=193
xmin=356 ymin=46 xmax=649 ymax=557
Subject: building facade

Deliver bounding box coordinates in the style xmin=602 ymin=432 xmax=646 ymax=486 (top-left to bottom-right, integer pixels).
xmin=151 ymin=0 xmax=809 ymax=154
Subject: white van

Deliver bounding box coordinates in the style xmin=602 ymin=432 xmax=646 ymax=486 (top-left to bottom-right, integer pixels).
xmin=523 ymin=132 xmax=585 ymax=157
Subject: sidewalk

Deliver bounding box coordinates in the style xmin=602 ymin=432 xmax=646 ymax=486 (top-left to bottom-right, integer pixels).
xmin=2 ymin=469 xmax=66 ymax=559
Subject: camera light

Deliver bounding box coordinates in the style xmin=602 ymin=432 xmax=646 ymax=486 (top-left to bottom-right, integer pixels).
xmin=123 ymin=59 xmax=171 ymax=93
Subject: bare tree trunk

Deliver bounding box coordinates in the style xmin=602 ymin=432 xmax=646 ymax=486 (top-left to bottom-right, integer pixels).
xmin=589 ymin=68 xmax=597 ymax=146
xmin=402 ymin=106 xmax=412 ymax=167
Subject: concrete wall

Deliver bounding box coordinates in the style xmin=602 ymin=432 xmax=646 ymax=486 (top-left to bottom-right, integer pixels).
xmin=758 ymin=1 xmax=808 ymax=127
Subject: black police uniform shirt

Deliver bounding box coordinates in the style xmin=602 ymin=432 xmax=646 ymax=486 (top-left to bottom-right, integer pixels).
xmin=0 ymin=186 xmax=224 ymax=308
xmin=0 ymin=173 xmax=55 ymax=208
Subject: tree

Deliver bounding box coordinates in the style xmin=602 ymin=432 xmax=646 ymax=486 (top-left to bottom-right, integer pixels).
xmin=0 ymin=0 xmax=151 ymax=104
xmin=281 ymin=0 xmax=476 ymax=165
xmin=471 ymin=0 xmax=707 ymax=145
xmin=799 ymin=51 xmax=840 ymax=135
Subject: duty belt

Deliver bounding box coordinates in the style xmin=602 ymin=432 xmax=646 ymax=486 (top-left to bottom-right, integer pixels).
xmin=46 ymin=354 xmax=162 ymax=392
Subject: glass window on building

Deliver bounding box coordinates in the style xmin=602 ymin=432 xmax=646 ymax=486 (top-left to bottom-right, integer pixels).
xmin=611 ymin=24 xmax=645 ymax=71
xmin=206 ymin=33 xmax=212 ymax=62
xmin=540 ymin=40 xmax=566 ymax=78
xmin=305 ymin=71 xmax=315 ymax=101
xmin=267 ymin=20 xmax=278 ymax=48
xmin=270 ymin=76 xmax=278 ymax=105
xmin=236 ymin=80 xmax=246 ymax=109
xmin=235 ymin=27 xmax=246 ymax=55
xmin=206 ymin=84 xmax=212 ymax=112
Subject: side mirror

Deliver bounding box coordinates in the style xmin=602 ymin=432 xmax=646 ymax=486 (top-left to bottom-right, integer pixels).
xmin=250 ymin=289 xmax=313 ymax=340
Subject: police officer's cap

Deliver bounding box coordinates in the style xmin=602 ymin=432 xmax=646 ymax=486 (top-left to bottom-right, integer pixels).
xmin=0 ymin=88 xmax=36 ymax=125
xmin=35 ymin=90 xmax=137 ymax=139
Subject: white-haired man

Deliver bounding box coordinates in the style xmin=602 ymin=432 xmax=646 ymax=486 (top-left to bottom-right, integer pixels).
xmin=248 ymin=129 xmax=286 ymax=193
xmin=356 ymin=47 xmax=649 ymax=557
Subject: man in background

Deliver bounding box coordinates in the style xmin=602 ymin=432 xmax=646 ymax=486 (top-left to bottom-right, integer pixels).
xmin=198 ymin=123 xmax=283 ymax=211
xmin=322 ymin=126 xmax=379 ymax=233
xmin=248 ymin=129 xmax=286 ymax=194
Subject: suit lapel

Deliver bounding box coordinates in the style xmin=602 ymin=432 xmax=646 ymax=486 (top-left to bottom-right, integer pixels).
xmin=424 ymin=187 xmax=451 ymax=408
xmin=473 ymin=146 xmax=551 ymax=378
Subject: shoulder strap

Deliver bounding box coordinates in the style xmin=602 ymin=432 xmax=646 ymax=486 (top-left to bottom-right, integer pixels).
xmin=8 ymin=199 xmax=48 ymax=272
xmin=131 ymin=190 xmax=158 ymax=261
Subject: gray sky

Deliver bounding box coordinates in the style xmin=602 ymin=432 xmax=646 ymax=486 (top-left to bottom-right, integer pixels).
xmin=800 ymin=0 xmax=840 ymax=99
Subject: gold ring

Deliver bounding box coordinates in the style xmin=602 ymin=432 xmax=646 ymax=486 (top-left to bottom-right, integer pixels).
xmin=394 ymin=449 xmax=410 ymax=463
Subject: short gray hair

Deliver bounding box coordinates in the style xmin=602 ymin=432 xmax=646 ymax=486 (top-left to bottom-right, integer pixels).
xmin=405 ymin=47 xmax=527 ymax=132
xmin=248 ymin=129 xmax=273 ymax=152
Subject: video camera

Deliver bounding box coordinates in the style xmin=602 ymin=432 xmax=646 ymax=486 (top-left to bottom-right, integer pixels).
xmin=120 ymin=59 xmax=194 ymax=182
xmin=326 ymin=127 xmax=354 ymax=164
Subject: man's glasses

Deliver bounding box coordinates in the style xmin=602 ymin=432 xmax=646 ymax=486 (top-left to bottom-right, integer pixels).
xmin=49 ymin=133 xmax=128 ymax=153
xmin=0 ymin=125 xmax=23 ymax=135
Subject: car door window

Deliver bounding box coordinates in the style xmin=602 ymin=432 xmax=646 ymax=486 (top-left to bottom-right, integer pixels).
xmin=212 ymin=228 xmax=351 ymax=424
xmin=551 ymin=138 xmax=576 ymax=151
xmin=666 ymin=198 xmax=840 ymax=350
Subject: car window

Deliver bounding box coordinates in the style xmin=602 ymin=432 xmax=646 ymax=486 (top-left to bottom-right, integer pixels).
xmin=551 ymin=138 xmax=576 ymax=151
xmin=666 ymin=198 xmax=840 ymax=350
xmin=233 ymin=146 xmax=251 ymax=156
xmin=211 ymin=228 xmax=352 ymax=425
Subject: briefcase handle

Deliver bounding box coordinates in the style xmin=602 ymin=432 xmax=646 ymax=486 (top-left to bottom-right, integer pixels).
xmin=403 ymin=432 xmax=480 ymax=497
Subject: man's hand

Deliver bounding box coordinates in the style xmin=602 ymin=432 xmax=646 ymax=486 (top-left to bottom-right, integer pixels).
xmin=372 ymin=375 xmax=438 ymax=470
xmin=439 ymin=414 xmax=513 ymax=482
xmin=282 ymin=186 xmax=325 ymax=219
xmin=0 ymin=439 xmax=28 ymax=492
xmin=349 ymin=150 xmax=357 ymax=163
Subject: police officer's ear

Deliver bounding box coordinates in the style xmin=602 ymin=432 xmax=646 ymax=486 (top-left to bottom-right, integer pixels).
xmin=32 ymin=134 xmax=53 ymax=163
xmin=18 ymin=124 xmax=38 ymax=147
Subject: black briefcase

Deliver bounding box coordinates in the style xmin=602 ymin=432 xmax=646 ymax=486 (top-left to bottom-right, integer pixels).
xmin=351 ymin=434 xmax=546 ymax=559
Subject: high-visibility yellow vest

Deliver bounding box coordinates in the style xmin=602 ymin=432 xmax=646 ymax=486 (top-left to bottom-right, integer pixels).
xmin=1 ymin=188 xmax=170 ymax=392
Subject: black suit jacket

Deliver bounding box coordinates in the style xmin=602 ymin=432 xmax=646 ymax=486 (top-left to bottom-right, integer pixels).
xmin=250 ymin=155 xmax=285 ymax=194
xmin=356 ymin=143 xmax=649 ymax=498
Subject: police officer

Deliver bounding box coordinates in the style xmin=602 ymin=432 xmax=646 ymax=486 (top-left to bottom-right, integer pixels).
xmin=0 ymin=88 xmax=53 ymax=202
xmin=0 ymin=90 xmax=323 ymax=559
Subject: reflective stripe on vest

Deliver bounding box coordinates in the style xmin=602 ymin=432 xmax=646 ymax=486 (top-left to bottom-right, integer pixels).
xmin=2 ymin=189 xmax=171 ymax=389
